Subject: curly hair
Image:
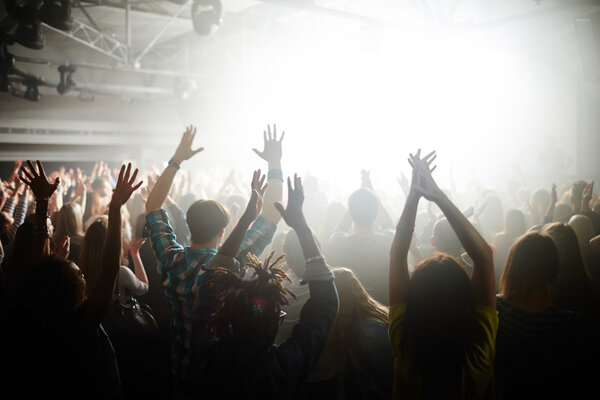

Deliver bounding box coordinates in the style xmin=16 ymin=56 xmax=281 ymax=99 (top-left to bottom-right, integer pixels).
xmin=207 ymin=252 xmax=296 ymax=344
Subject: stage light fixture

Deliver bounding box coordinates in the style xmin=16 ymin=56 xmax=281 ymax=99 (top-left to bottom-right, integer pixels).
xmin=0 ymin=44 xmax=15 ymax=92
xmin=57 ymin=64 xmax=75 ymax=94
xmin=191 ymin=0 xmax=223 ymax=36
xmin=41 ymin=0 xmax=74 ymax=31
xmin=14 ymin=11 xmax=45 ymax=50
xmin=23 ymin=78 xmax=42 ymax=101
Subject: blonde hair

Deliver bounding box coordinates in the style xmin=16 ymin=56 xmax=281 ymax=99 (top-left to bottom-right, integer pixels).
xmin=53 ymin=202 xmax=84 ymax=243
xmin=325 ymin=267 xmax=389 ymax=372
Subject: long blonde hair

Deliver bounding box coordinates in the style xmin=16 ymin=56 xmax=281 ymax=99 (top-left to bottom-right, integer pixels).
xmin=78 ymin=216 xmax=108 ymax=297
xmin=53 ymin=202 xmax=84 ymax=243
xmin=327 ymin=267 xmax=389 ymax=371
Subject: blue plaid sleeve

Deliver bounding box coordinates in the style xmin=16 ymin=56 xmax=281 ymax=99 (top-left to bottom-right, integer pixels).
xmin=235 ymin=214 xmax=277 ymax=266
xmin=146 ymin=209 xmax=185 ymax=270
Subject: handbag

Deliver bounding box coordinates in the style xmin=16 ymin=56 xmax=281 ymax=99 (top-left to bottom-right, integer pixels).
xmin=103 ymin=276 xmax=158 ymax=336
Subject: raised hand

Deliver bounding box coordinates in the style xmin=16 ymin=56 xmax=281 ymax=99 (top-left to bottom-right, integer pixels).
xmin=274 ymin=174 xmax=306 ymax=229
xmin=408 ymin=149 xmax=440 ymax=202
xmin=20 ymin=160 xmax=60 ymax=200
xmin=110 ymin=163 xmax=143 ymax=208
xmin=252 ymin=124 xmax=284 ymax=164
xmin=551 ymin=183 xmax=558 ymax=204
xmin=53 ymin=235 xmax=70 ymax=260
xmin=240 ymin=170 xmax=268 ymax=223
xmin=129 ymin=237 xmax=146 ymax=253
xmin=172 ymin=125 xmax=204 ymax=164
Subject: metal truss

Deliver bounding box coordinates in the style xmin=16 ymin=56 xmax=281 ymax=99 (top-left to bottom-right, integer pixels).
xmin=42 ymin=19 xmax=129 ymax=65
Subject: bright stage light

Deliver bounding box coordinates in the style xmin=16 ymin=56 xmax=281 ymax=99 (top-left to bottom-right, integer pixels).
xmin=182 ymin=24 xmax=572 ymax=205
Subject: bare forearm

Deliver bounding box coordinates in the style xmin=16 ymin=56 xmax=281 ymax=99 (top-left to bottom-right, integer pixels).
xmin=435 ymin=193 xmax=492 ymax=266
xmin=389 ymin=193 xmax=419 ymax=305
xmin=218 ymin=217 xmax=253 ymax=258
xmin=392 ymin=193 xmax=419 ymax=262
xmin=294 ymin=219 xmax=320 ymax=260
xmin=131 ymin=251 xmax=148 ymax=284
xmin=146 ymin=165 xmax=177 ymax=212
xmin=262 ymin=161 xmax=283 ymax=224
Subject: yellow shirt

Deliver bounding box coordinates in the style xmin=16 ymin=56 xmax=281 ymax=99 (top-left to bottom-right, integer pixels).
xmin=389 ymin=303 xmax=498 ymax=399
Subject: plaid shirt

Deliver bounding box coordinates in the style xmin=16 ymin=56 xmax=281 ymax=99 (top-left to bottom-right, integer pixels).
xmin=145 ymin=209 xmax=277 ymax=385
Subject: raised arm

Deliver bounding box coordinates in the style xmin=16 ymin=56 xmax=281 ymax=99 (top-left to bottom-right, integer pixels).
xmin=389 ymin=150 xmax=434 ymax=305
xmin=581 ymin=181 xmax=594 ymax=213
xmin=85 ymin=163 xmax=142 ymax=325
xmin=274 ymin=174 xmax=338 ymax=375
xmin=412 ymin=152 xmax=495 ymax=308
xmin=19 ymin=160 xmax=60 ymax=261
xmin=544 ymin=183 xmax=557 ymax=223
xmin=146 ymin=125 xmax=203 ymax=213
xmin=252 ymin=124 xmax=284 ymax=225
xmin=215 ymin=170 xmax=267 ymax=260
xmin=129 ymin=237 xmax=149 ymax=285
xmin=275 ymin=175 xmax=324 ymax=275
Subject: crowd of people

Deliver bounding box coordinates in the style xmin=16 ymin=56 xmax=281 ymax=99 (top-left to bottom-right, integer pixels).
xmin=0 ymin=125 xmax=599 ymax=400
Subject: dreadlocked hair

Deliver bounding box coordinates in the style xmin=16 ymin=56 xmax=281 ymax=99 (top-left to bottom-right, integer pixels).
xmin=207 ymin=251 xmax=296 ymax=345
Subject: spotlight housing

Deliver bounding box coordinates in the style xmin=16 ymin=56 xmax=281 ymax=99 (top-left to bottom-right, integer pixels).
xmin=41 ymin=0 xmax=74 ymax=31
xmin=191 ymin=0 xmax=223 ymax=36
xmin=57 ymin=64 xmax=75 ymax=94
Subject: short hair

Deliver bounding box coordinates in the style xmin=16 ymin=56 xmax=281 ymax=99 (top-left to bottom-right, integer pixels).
xmin=347 ymin=188 xmax=378 ymax=227
xmin=500 ymin=232 xmax=560 ymax=302
xmin=186 ymin=199 xmax=230 ymax=244
xmin=432 ymin=218 xmax=462 ymax=255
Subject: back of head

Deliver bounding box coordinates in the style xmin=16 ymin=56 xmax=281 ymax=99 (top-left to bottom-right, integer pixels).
xmin=432 ymin=218 xmax=462 ymax=256
xmin=324 ymin=267 xmax=388 ymax=370
xmin=500 ymin=232 xmax=560 ymax=303
xmin=348 ymin=188 xmax=379 ymax=228
xmin=79 ymin=217 xmax=108 ymax=296
xmin=401 ymin=254 xmax=478 ymax=378
xmin=541 ymin=222 xmax=585 ymax=280
xmin=504 ymin=209 xmax=526 ymax=238
xmin=541 ymin=222 xmax=594 ymax=313
xmin=187 ymin=199 xmax=230 ymax=244
xmin=283 ymin=228 xmax=321 ymax=279
xmin=568 ymin=214 xmax=594 ymax=253
xmin=332 ymin=267 xmax=388 ymax=328
xmin=54 ymin=202 xmax=84 ymax=241
xmin=531 ymin=189 xmax=551 ymax=212
xmin=208 ymin=253 xmax=294 ymax=347
xmin=5 ymin=214 xmax=35 ymax=270
xmin=16 ymin=255 xmax=86 ymax=322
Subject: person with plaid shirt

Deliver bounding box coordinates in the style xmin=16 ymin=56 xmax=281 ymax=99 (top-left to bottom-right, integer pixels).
xmin=145 ymin=124 xmax=285 ymax=399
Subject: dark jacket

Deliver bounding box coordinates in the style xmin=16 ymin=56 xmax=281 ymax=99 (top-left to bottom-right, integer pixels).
xmin=190 ymin=262 xmax=338 ymax=399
